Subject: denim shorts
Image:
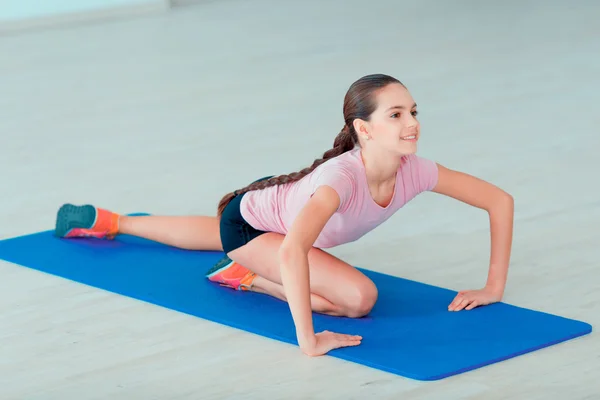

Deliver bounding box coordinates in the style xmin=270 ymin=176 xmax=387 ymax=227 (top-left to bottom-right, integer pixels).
xmin=219 ymin=176 xmax=272 ymax=254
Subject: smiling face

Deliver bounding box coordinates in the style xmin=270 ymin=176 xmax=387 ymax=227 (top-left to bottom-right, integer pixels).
xmin=353 ymin=83 xmax=420 ymax=156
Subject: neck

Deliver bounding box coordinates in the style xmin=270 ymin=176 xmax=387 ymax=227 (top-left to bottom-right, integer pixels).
xmin=359 ymin=146 xmax=403 ymax=185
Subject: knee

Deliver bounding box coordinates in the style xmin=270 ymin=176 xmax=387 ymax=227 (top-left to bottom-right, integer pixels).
xmin=345 ymin=281 xmax=378 ymax=318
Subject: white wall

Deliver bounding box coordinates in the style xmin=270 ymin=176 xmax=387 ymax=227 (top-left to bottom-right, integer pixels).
xmin=1 ymin=0 xmax=164 ymax=21
xmin=0 ymin=0 xmax=170 ymax=32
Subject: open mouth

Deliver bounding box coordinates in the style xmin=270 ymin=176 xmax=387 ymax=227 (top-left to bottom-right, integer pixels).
xmin=401 ymin=135 xmax=417 ymax=141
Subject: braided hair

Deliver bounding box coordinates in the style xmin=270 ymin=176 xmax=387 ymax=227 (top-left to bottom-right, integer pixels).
xmin=217 ymin=73 xmax=403 ymax=217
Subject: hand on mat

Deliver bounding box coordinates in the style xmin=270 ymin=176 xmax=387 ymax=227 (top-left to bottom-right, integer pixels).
xmin=448 ymin=287 xmax=502 ymax=311
xmin=301 ymin=330 xmax=362 ymax=357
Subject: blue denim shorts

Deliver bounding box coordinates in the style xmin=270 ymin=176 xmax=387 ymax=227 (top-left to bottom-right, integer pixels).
xmin=219 ymin=176 xmax=272 ymax=254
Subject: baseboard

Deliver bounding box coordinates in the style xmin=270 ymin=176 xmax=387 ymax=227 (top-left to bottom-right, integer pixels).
xmin=0 ymin=0 xmax=171 ymax=35
xmin=169 ymin=0 xmax=223 ymax=7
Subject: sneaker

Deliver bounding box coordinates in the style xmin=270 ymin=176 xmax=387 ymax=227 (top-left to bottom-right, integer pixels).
xmin=206 ymin=255 xmax=256 ymax=291
xmin=54 ymin=203 xmax=120 ymax=239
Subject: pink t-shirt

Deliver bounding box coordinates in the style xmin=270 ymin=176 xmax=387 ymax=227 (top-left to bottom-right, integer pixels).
xmin=239 ymin=147 xmax=439 ymax=249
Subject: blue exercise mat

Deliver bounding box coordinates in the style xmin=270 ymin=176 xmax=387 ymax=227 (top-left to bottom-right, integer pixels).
xmin=0 ymin=228 xmax=592 ymax=380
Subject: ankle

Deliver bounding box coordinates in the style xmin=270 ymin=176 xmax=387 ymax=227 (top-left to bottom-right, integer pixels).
xmin=250 ymin=275 xmax=266 ymax=292
xmin=116 ymin=215 xmax=124 ymax=234
xmin=251 ymin=276 xmax=285 ymax=299
xmin=117 ymin=215 xmax=133 ymax=235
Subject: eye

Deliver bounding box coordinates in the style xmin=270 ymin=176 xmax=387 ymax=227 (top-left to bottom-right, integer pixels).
xmin=411 ymin=110 xmax=419 ymax=117
xmin=391 ymin=112 xmax=400 ymax=118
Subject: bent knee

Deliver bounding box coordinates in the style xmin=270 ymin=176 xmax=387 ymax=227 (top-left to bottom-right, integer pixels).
xmin=344 ymin=281 xmax=378 ymax=318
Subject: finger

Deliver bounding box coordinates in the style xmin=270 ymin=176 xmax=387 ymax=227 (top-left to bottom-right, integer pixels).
xmin=465 ymin=300 xmax=479 ymax=310
xmin=335 ymin=333 xmax=362 ymax=341
xmin=460 ymin=298 xmax=473 ymax=310
xmin=335 ymin=339 xmax=362 ymax=348
xmin=449 ymin=294 xmax=466 ymax=310
xmin=454 ymin=298 xmax=471 ymax=311
xmin=344 ymin=335 xmax=362 ymax=341
xmin=448 ymin=295 xmax=463 ymax=310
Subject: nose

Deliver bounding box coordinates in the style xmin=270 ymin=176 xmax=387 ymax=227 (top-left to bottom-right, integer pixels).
xmin=407 ymin=116 xmax=418 ymax=131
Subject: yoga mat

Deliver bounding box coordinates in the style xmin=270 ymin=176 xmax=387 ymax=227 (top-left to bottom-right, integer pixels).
xmin=0 ymin=227 xmax=592 ymax=381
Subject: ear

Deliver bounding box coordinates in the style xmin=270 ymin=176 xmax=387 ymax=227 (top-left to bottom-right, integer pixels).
xmin=352 ymin=119 xmax=371 ymax=141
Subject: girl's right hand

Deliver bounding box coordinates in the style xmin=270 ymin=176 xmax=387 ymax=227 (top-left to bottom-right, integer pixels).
xmin=301 ymin=330 xmax=362 ymax=357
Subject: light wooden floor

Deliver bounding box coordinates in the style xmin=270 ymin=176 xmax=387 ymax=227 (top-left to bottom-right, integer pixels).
xmin=1 ymin=0 xmax=599 ymax=398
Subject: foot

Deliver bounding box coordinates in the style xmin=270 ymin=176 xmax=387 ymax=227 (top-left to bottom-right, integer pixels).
xmin=54 ymin=203 xmax=120 ymax=239
xmin=206 ymin=255 xmax=256 ymax=291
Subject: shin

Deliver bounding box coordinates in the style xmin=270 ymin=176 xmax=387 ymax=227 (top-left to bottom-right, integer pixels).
xmin=119 ymin=215 xmax=222 ymax=251
xmin=228 ymin=233 xmax=378 ymax=318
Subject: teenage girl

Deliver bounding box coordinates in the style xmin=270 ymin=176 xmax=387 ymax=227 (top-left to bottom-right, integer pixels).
xmin=53 ymin=74 xmax=515 ymax=357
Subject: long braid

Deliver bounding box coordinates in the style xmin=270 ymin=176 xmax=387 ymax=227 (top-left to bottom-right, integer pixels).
xmin=217 ymin=73 xmax=403 ymax=217
xmin=217 ymin=125 xmax=357 ymax=216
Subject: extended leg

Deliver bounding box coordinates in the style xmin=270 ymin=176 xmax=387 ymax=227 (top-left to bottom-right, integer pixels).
xmin=54 ymin=203 xmax=222 ymax=251
xmin=119 ymin=215 xmax=222 ymax=251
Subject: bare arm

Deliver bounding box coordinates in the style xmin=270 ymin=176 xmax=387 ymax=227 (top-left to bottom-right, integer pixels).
xmin=432 ymin=164 xmax=515 ymax=297
xmin=278 ymin=185 xmax=340 ymax=353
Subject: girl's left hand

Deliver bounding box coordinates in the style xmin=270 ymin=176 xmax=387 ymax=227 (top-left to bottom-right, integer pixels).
xmin=448 ymin=287 xmax=503 ymax=311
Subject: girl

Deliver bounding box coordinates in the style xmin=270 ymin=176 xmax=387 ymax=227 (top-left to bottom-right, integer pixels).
xmin=54 ymin=74 xmax=515 ymax=357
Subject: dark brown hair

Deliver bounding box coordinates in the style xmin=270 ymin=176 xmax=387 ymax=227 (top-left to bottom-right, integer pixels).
xmin=217 ymin=73 xmax=403 ymax=216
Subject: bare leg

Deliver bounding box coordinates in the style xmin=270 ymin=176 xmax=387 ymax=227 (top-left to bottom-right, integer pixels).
xmin=119 ymin=215 xmax=222 ymax=251
xmin=228 ymin=232 xmax=378 ymax=318
xmin=252 ymin=276 xmax=347 ymax=316
xmin=116 ymin=215 xmax=359 ymax=317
